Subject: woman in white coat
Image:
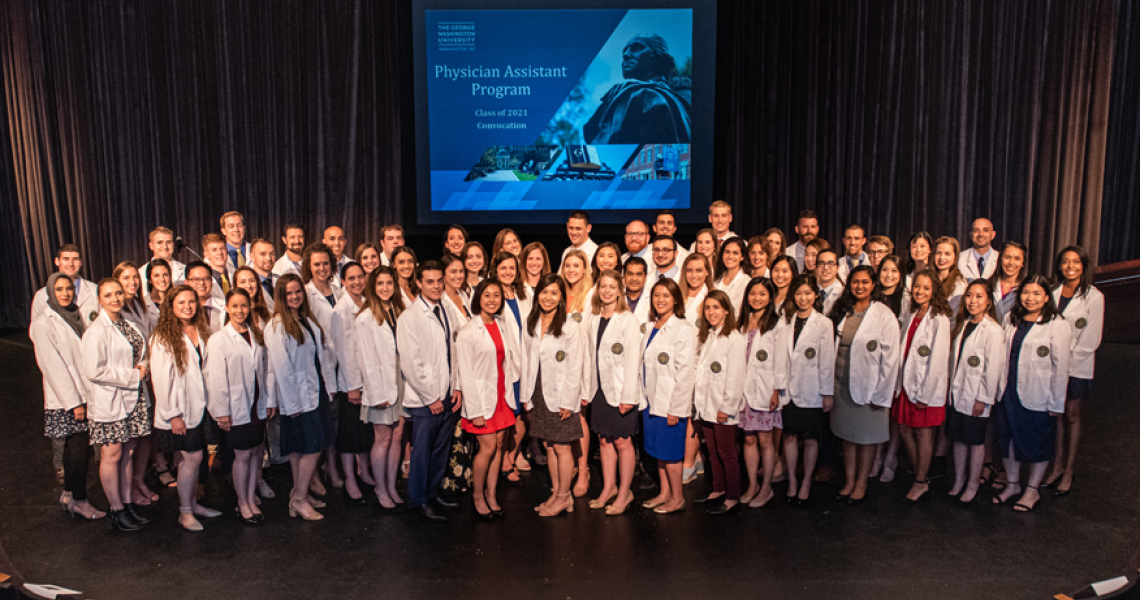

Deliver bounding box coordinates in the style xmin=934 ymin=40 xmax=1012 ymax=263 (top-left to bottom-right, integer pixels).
xmin=559 ymin=249 xmax=592 ymax=497
xmin=581 ymin=271 xmax=642 ymax=515
xmin=490 ymin=252 xmax=532 ymax=483
xmin=441 ymin=254 xmax=472 ymax=329
xmin=827 ymin=266 xmax=900 ymax=506
xmin=205 ymin=288 xmax=274 ymax=524
xmin=115 ymin=261 xmax=161 ymax=507
xmin=31 ymin=273 xmax=102 ymax=520
xmin=889 ymin=269 xmax=952 ymax=502
xmin=1045 ymin=246 xmax=1103 ymax=497
xmin=144 ymin=258 xmax=172 ymax=334
xmin=987 ymin=241 xmax=1027 ymax=322
xmin=737 ymin=277 xmax=785 ymax=508
xmin=521 ymin=274 xmax=583 ymax=517
xmin=993 ymin=275 xmax=1070 ymax=511
xmin=639 ymin=278 xmax=696 ymax=515
xmin=82 ymin=279 xmax=152 ymax=531
xmin=775 ymin=274 xmax=834 ymax=506
xmin=678 ymin=252 xmax=713 ymax=483
xmin=945 ymin=280 xmax=1006 ymax=504
xmin=457 ymin=279 xmax=521 ymax=519
xmin=693 ymin=291 xmax=746 ymax=515
xmin=152 ymin=284 xmax=222 ymax=531
xmin=714 ymin=238 xmax=749 ymax=313
xmin=302 ymin=243 xmax=345 ymax=492
xmin=934 ymin=236 xmax=968 ymax=314
xmin=266 ymin=274 xmax=337 ymax=521
xmin=354 ymin=266 xmax=407 ymax=510
xmin=329 ymin=262 xmax=375 ymax=504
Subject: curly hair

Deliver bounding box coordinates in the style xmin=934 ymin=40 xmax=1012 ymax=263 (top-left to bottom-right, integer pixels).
xmin=151 ymin=284 xmax=210 ymax=375
xmin=909 ymin=268 xmax=954 ymax=319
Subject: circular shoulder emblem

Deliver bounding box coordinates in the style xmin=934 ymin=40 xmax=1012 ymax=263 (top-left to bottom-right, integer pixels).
xmin=571 ymin=312 xmax=582 ymax=323
xmin=756 ymin=350 xmax=768 ymax=362
xmin=611 ymin=343 xmax=623 ymax=355
xmin=1075 ymin=317 xmax=1088 ymax=329
xmin=640 ymin=323 xmax=647 ymax=334
xmin=917 ymin=345 xmax=931 ymax=357
xmin=967 ymin=356 xmax=981 ymax=368
xmin=710 ymin=361 xmax=722 ymax=374
xmin=1037 ymin=345 xmax=1050 ymax=358
xmin=555 ymin=350 xmax=566 ymax=362
xmin=805 ymin=348 xmax=817 ymax=359
xmin=89 ymin=311 xmax=98 ymax=322
xmin=657 ymin=352 xmax=669 ymax=365
xmin=866 ymin=340 xmax=878 ymax=352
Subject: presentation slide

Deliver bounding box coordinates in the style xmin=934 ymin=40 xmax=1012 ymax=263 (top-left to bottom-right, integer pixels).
xmin=412 ymin=0 xmax=717 ymax=225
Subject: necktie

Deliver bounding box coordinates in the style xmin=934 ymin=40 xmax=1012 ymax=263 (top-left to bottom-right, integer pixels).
xmin=221 ymin=272 xmax=231 ymax=294
xmin=262 ymin=276 xmax=273 ymax=299
xmin=977 ymin=256 xmax=986 ymax=275
xmin=433 ymin=305 xmax=452 ymax=374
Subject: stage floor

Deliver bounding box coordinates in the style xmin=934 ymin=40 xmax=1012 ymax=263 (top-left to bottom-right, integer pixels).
xmin=0 ymin=329 xmax=1137 ymax=600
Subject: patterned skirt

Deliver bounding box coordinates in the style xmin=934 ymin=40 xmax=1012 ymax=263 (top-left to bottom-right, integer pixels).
xmin=89 ymin=391 xmax=152 ymax=445
xmin=44 ymin=408 xmax=89 ymax=438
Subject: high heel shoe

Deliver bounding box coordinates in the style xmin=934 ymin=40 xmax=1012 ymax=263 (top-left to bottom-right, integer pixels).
xmin=234 ymin=507 xmax=260 ymax=525
xmin=289 ymin=498 xmax=325 ymax=521
xmin=124 ymin=503 xmax=150 ymax=525
xmin=66 ymin=500 xmax=106 ymax=521
xmin=471 ymin=498 xmax=495 ymax=521
xmin=588 ymin=489 xmax=618 ymax=510
xmin=907 ymin=479 xmax=930 ymax=503
xmin=343 ymin=489 xmax=369 ymax=507
xmin=107 ymin=508 xmax=143 ymax=531
xmin=1053 ymin=476 xmax=1074 ymax=497
xmin=178 ymin=507 xmax=203 ymax=532
xmin=309 ymin=477 xmax=328 ymax=497
xmin=539 ymin=493 xmax=574 ymax=517
xmin=59 ymin=491 xmax=73 ymax=512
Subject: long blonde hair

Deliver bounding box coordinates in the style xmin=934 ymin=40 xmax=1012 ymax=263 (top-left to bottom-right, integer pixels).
xmin=589 ymin=270 xmax=630 ymax=315
xmin=271 ymin=273 xmax=325 ymax=345
xmin=561 ymin=249 xmax=593 ymax=314
xmin=678 ymin=253 xmax=714 ymax=298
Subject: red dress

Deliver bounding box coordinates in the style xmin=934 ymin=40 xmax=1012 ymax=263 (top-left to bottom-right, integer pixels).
xmin=461 ymin=322 xmax=516 ymax=434
xmin=891 ymin=314 xmax=946 ymax=428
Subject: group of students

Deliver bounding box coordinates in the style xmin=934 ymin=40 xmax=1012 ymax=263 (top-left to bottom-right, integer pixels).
xmin=29 ymin=203 xmax=1104 ymax=528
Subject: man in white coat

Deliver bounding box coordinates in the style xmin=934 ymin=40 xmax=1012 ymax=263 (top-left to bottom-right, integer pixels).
xmin=249 ymin=239 xmax=278 ymax=312
xmin=379 ymin=224 xmax=405 ymax=267
xmin=837 ymin=224 xmax=870 ymax=282
xmin=650 ymin=235 xmax=683 ymax=283
xmin=621 ymin=220 xmax=652 ymax=264
xmin=689 ymin=200 xmax=738 ymax=254
xmin=959 ymin=218 xmax=998 ymax=281
xmin=622 ymin=257 xmax=652 ymax=323
xmin=560 ymin=210 xmax=598 ymax=269
xmin=30 ymin=244 xmax=100 ymax=326
xmin=652 ymin=210 xmax=689 ymax=264
xmin=323 ymin=226 xmax=351 ymax=289
xmin=786 ymin=210 xmax=820 ymax=273
xmin=139 ymin=226 xmax=186 ymax=294
xmin=397 ymin=261 xmax=462 ymax=522
xmin=185 ymin=261 xmax=225 ymax=334
xmin=272 ymin=222 xmax=305 ymax=278
xmin=221 ymin=211 xmax=252 ymax=273
xmin=815 ymin=249 xmax=844 ymax=316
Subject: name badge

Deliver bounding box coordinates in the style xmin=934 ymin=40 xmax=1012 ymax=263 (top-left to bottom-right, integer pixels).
xmin=1075 ymin=318 xmax=1088 ymax=329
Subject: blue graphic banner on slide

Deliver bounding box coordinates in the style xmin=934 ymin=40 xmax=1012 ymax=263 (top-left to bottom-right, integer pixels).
xmin=413 ymin=0 xmax=715 ymax=225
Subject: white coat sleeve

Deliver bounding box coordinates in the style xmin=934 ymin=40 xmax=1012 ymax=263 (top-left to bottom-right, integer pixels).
xmin=773 ymin=326 xmax=790 ymax=392
xmin=332 ymin=309 xmax=362 ymax=392
xmin=818 ymin=323 xmax=836 ymax=396
xmin=455 ymin=329 xmax=477 ymax=419
xmin=980 ymin=326 xmax=1006 ymax=405
xmin=203 ymin=336 xmax=232 ymax=419
xmin=559 ymin=325 xmax=584 ymax=412
xmin=619 ymin=318 xmax=643 ymax=408
xmin=31 ymin=323 xmax=85 ymax=410
xmin=723 ymin=333 xmax=747 ymax=415
xmin=1050 ymin=323 xmax=1072 ymax=413
xmin=81 ymin=328 xmax=141 ymax=390
xmin=877 ymin=315 xmax=901 ymax=406
xmin=669 ymin=328 xmax=696 ymax=418
xmin=1071 ymin=293 xmax=1104 ymax=376
xmin=150 ymin=345 xmax=184 ymax=423
xmin=265 ymin=324 xmax=301 ymax=416
xmin=919 ymin=317 xmax=951 ymax=405
xmin=398 ymin=314 xmax=438 ymax=404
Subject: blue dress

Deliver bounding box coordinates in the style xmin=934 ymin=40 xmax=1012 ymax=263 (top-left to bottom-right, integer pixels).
xmin=506 ymin=298 xmax=523 ymax=415
xmin=642 ymin=327 xmax=687 ymax=461
xmin=995 ymin=321 xmax=1056 ymax=463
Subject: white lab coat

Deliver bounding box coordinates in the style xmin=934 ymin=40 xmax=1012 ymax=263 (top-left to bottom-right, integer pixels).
xmin=777 ymin=311 xmax=835 ymax=409
xmin=581 ymin=311 xmax=643 ymax=410
xmin=329 ymin=296 xmax=364 ymax=393
xmin=627 ymin=291 xmax=652 ymax=323
xmin=456 ymin=316 xmax=521 ymax=421
xmin=205 ymin=323 xmax=273 ymax=426
xmin=442 ymin=290 xmax=472 ymax=338
xmin=501 ymin=292 xmax=532 ymax=352
xmin=352 ymin=308 xmax=405 ymax=409
xmin=998 ymin=317 xmax=1071 ymax=413
xmin=693 ymin=327 xmax=746 ymax=424
xmin=819 ymin=280 xmax=843 ymax=316
xmin=397 ymin=297 xmax=458 ymax=409
xmin=140 ymin=259 xmax=186 ymax=294
xmin=265 ymin=315 xmax=335 ymax=416
xmin=683 ymin=285 xmax=708 ymax=323
xmin=836 ymin=302 xmax=901 ymax=407
xmin=838 ymin=252 xmax=869 ymax=282
xmin=145 ymin=295 xmax=162 ymax=333
xmin=715 ymin=271 xmax=749 ymax=317
xmin=121 ymin=299 xmax=152 ymax=341
xmin=559 ymin=238 xmax=599 ymax=270
xmin=958 ymin=248 xmax=998 ymax=282
xmin=224 ymin=241 xmax=253 ymax=273
xmin=151 ymin=333 xmax=209 ymax=430
xmin=639 ymin=315 xmax=696 ymax=418
xmin=993 ymin=283 xmax=1019 ymax=323
xmin=272 ymin=254 xmax=303 ymax=278
xmin=30 ymin=310 xmax=89 ymax=412
xmin=31 ymin=277 xmax=99 ymax=328
xmin=897 ymin=310 xmax=951 ymax=407
xmin=520 ymin=317 xmax=583 ymax=413
xmin=81 ymin=312 xmax=148 ymax=423
xmin=945 ymin=277 xmax=967 ymax=315
xmin=948 ymin=317 xmax=1005 ymax=417
xmin=1053 ymin=286 xmax=1104 ymax=380
xmin=786 ymin=242 xmax=806 ymax=273
xmin=741 ymin=321 xmax=786 ymax=412
xmin=202 ymin=294 xmax=227 ymax=334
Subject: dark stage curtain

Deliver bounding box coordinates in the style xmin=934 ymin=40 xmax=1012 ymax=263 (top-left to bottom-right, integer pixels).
xmin=1102 ymin=0 xmax=1140 ymax=266
xmin=721 ymin=0 xmax=1120 ymax=273
xmin=1 ymin=0 xmax=407 ymax=325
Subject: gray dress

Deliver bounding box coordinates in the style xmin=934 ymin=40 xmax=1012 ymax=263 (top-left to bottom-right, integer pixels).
xmin=831 ymin=311 xmax=889 ymax=444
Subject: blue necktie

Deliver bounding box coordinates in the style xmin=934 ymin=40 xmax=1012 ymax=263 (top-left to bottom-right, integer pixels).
xmin=433 ymin=305 xmax=451 ymax=374
xmin=977 ymin=256 xmax=986 ymax=275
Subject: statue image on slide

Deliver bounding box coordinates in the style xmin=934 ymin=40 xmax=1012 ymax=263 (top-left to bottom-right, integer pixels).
xmin=583 ymin=34 xmax=692 ymax=145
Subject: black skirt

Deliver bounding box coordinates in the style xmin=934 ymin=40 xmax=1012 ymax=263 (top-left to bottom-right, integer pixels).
xmin=156 ymin=422 xmax=208 ymax=453
xmin=335 ymin=392 xmax=375 ymax=454
xmin=945 ymin=407 xmax=988 ymax=446
xmin=781 ymin=403 xmax=823 ymax=440
xmin=225 ymin=417 xmax=265 ymax=452
xmin=280 ymin=408 xmax=326 ymax=456
xmin=590 ymin=391 xmax=639 ymax=441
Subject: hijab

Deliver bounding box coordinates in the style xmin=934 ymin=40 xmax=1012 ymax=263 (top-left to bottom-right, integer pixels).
xmin=46 ymin=272 xmax=86 ymax=338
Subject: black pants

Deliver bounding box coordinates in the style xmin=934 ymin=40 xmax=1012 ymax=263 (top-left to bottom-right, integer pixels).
xmin=63 ymin=431 xmax=92 ymax=501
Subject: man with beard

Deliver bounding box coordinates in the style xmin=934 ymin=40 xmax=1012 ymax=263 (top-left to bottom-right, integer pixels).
xmin=272 ymin=222 xmax=305 ymax=278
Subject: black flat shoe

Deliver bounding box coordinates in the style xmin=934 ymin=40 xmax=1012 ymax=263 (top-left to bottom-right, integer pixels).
xmin=708 ymin=502 xmax=739 ymax=516
xmin=694 ymin=494 xmax=724 ymax=505
xmin=413 ymin=504 xmax=449 ymax=522
xmin=846 ymin=496 xmax=865 ymax=507
xmin=837 ymin=492 xmax=851 ymax=502
xmin=107 ymin=509 xmax=142 ymax=531
xmin=785 ymin=494 xmax=796 ymax=505
xmin=795 ymin=496 xmax=811 ymax=507
xmin=344 ymin=491 xmax=369 ymax=507
xmin=433 ymin=496 xmax=460 ymax=510
xmin=124 ymin=503 xmax=150 ymax=525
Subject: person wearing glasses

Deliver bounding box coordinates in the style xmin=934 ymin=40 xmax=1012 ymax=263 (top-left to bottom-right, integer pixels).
xmin=621 ymin=220 xmax=652 ymax=264
xmin=866 ymin=236 xmax=894 ymax=270
xmin=814 ymin=249 xmax=843 ymax=315
xmin=650 ymin=236 xmax=682 ymax=282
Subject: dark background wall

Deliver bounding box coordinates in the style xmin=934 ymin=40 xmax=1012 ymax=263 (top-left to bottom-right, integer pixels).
xmin=2 ymin=0 xmax=1138 ymax=326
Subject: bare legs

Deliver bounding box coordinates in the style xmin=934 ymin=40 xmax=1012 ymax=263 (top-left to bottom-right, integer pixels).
xmin=899 ymin=424 xmax=933 ymax=500
xmin=839 ymin=441 xmax=875 ymax=501
xmin=783 ymin=434 xmax=818 ymax=501
xmin=996 ymin=442 xmax=1049 ymax=510
xmin=289 ymin=451 xmax=322 ymax=519
xmin=472 ymin=430 xmax=506 ymax=515
xmin=595 ymin=436 xmax=635 ymax=510
xmin=538 ymin=442 xmax=574 ymax=516
xmin=646 ymin=459 xmax=684 ymax=512
xmin=682 ymin=420 xmax=701 ymax=479
xmin=340 ymin=451 xmax=364 ymax=500
xmin=131 ymin=434 xmax=158 ymax=503
xmin=880 ymin=420 xmax=901 ymax=481
xmin=740 ymin=431 xmax=777 ymax=507
xmin=99 ymin=440 xmax=135 ymax=511
xmin=950 ymin=442 xmax=985 ymax=502
xmin=1049 ymin=398 xmax=1081 ymax=493
xmin=233 ymin=448 xmax=260 ymax=519
xmin=370 ymin=419 xmax=405 ymax=508
xmin=176 ymin=450 xmax=214 ymax=528
xmin=572 ymin=414 xmax=591 ymax=497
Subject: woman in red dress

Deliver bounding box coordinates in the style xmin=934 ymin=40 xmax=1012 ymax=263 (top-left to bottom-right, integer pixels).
xmin=456 ymin=278 xmax=521 ymax=519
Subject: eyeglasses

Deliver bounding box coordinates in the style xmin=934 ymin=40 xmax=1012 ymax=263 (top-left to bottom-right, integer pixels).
xmin=652 ymin=248 xmax=675 ymax=254
xmin=867 ymin=250 xmax=888 ymax=257
xmin=625 ymin=231 xmax=648 ymax=237
xmin=817 ymin=261 xmax=838 ymax=268
xmin=186 ymin=277 xmax=210 ymax=284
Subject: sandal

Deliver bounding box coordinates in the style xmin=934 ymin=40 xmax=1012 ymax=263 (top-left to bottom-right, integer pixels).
xmin=501 ymin=466 xmax=525 ymax=487
xmin=991 ymin=481 xmax=1021 ymax=505
xmin=1013 ymin=486 xmax=1040 ymax=512
xmin=157 ymin=468 xmax=177 ymax=488
xmin=977 ymin=463 xmax=996 ymax=487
